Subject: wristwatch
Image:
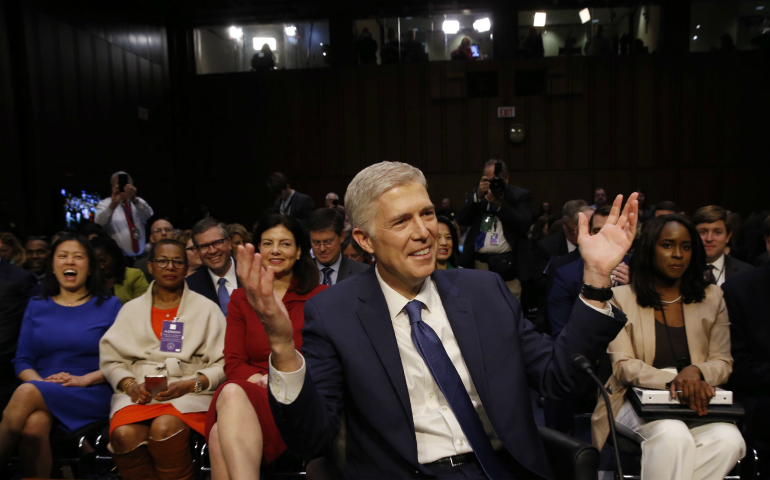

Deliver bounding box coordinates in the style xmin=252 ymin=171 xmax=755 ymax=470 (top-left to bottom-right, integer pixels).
xmin=581 ymin=283 xmax=613 ymax=302
xmin=193 ymin=379 xmax=203 ymax=394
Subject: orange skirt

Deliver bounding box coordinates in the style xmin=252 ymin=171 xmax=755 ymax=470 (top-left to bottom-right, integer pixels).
xmin=110 ymin=404 xmax=207 ymax=436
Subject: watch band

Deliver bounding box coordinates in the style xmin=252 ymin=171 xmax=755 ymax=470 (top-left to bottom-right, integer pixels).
xmin=581 ymin=283 xmax=613 ymax=302
xmin=193 ymin=379 xmax=202 ymax=394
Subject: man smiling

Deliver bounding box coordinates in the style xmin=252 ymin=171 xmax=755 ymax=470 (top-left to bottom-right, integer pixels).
xmin=186 ymin=218 xmax=241 ymax=315
xmin=693 ymin=205 xmax=752 ymax=286
xmin=237 ymin=162 xmax=638 ymax=479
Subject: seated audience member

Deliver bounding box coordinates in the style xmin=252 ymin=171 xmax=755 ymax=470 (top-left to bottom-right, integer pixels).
xmin=268 ymin=172 xmax=315 ymax=221
xmin=451 ymin=37 xmax=474 ymax=60
xmin=723 ymin=214 xmax=770 ymax=470
xmin=457 ymin=160 xmax=534 ymax=299
xmin=591 ymin=187 xmax=608 ymax=209
xmin=592 ymin=214 xmax=744 ymax=479
xmin=24 ymin=236 xmax=50 ymax=289
xmin=95 ymin=171 xmax=154 ymax=260
xmin=187 ymin=218 xmax=241 ymax=314
xmin=0 ymin=280 xmax=28 ymax=410
xmin=324 ymin=192 xmax=339 ymax=208
xmin=341 ymin=235 xmax=372 ymax=264
xmin=227 ymin=223 xmax=252 ymax=248
xmin=176 ymin=230 xmax=202 ymax=277
xmin=0 ymin=247 xmax=37 ymax=303
xmin=436 ymin=197 xmax=456 ymax=221
xmin=530 ymin=216 xmax=549 ymax=244
xmin=205 ymin=214 xmax=325 ymax=478
xmin=308 ymin=208 xmax=368 ymax=286
xmin=654 ymin=200 xmax=679 ymax=217
xmin=536 ymin=200 xmax=587 ymax=267
xmin=0 ymin=232 xmax=25 ymax=266
xmin=90 ymin=235 xmax=149 ymax=305
xmin=135 ymin=218 xmax=175 ymax=282
xmin=0 ymin=234 xmax=120 ymax=478
xmin=637 ymin=191 xmax=656 ymax=222
xmin=79 ymin=222 xmax=106 ymax=241
xmin=435 ymin=216 xmax=459 ymax=270
xmin=693 ymin=206 xmax=753 ymax=285
xmin=100 ymin=239 xmax=226 ymax=480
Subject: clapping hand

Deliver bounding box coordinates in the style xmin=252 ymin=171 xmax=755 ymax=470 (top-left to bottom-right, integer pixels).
xmin=236 ymin=244 xmax=300 ymax=372
xmin=579 ymin=193 xmax=638 ymax=291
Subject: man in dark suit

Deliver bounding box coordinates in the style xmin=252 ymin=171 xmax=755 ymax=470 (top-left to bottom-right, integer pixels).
xmin=456 ymin=160 xmax=534 ymax=299
xmin=693 ymin=205 xmax=753 ymax=286
xmin=236 ymin=162 xmax=638 ymax=479
xmin=0 ymin=258 xmax=37 ymax=300
xmin=186 ymin=218 xmax=241 ymax=315
xmin=0 ymin=280 xmax=26 ymax=410
xmin=268 ymin=172 xmax=315 ymax=221
xmin=308 ymin=208 xmax=368 ymax=286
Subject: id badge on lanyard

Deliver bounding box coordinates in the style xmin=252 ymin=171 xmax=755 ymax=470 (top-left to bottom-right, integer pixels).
xmin=160 ymin=318 xmax=184 ymax=353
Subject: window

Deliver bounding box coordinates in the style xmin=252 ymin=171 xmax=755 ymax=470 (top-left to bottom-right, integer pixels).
xmin=690 ymin=2 xmax=770 ymax=52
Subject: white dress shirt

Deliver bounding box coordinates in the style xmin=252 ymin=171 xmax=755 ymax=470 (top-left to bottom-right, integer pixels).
xmin=707 ymin=254 xmax=726 ymax=286
xmin=208 ymin=257 xmax=237 ymax=296
xmin=567 ymin=239 xmax=577 ymax=253
xmin=316 ymin=255 xmax=342 ymax=285
xmin=269 ymin=267 xmax=613 ymax=464
xmin=94 ymin=197 xmax=154 ymax=256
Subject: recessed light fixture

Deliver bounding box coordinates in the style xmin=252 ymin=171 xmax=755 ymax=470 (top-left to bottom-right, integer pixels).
xmin=228 ymin=26 xmax=243 ymax=40
xmin=693 ymin=35 xmax=698 ymax=40
xmin=442 ymin=20 xmax=460 ymax=34
xmin=534 ymin=12 xmax=546 ymax=27
xmin=285 ymin=26 xmax=297 ymax=37
xmin=696 ymin=25 xmax=701 ymax=29
xmin=579 ymin=8 xmax=591 ymax=24
xmin=473 ymin=18 xmax=491 ymax=32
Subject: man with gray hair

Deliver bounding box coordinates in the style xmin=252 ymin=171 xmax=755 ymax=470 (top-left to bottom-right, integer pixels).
xmin=324 ymin=192 xmax=339 ymax=208
xmin=236 ymin=161 xmax=638 ymax=479
xmin=95 ymin=171 xmax=154 ymax=258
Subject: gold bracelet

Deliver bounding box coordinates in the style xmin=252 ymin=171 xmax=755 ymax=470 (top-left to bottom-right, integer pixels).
xmin=122 ymin=380 xmax=137 ymax=393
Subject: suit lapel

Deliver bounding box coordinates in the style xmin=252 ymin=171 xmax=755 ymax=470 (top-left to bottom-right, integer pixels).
xmin=355 ymin=270 xmax=414 ymax=425
xmin=337 ymin=257 xmax=350 ymax=283
xmin=434 ymin=272 xmax=491 ymax=404
xmin=683 ymin=300 xmax=707 ymax=364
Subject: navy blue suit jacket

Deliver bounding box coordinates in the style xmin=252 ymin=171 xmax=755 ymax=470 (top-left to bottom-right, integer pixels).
xmin=269 ymin=266 xmax=626 ymax=479
xmin=185 ymin=263 xmax=242 ymax=306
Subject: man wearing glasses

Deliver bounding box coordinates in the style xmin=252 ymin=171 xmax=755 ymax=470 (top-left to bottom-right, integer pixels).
xmin=307 ymin=208 xmax=368 ymax=286
xmin=186 ymin=218 xmax=241 ymax=315
xmin=135 ymin=218 xmax=175 ymax=282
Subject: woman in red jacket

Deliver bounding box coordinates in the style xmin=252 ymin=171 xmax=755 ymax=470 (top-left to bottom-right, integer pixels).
xmin=205 ymin=214 xmax=325 ymax=479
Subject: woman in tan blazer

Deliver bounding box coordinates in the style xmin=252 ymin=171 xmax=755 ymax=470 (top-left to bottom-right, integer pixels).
xmin=592 ymin=214 xmax=744 ymax=480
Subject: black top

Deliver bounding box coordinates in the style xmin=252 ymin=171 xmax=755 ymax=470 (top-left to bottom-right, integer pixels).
xmin=653 ymin=320 xmax=689 ymax=370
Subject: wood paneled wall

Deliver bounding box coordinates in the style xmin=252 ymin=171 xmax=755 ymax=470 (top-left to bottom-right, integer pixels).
xmin=176 ymin=50 xmax=770 ymax=227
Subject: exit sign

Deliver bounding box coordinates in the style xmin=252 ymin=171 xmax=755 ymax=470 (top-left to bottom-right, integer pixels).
xmin=497 ymin=106 xmax=516 ymax=118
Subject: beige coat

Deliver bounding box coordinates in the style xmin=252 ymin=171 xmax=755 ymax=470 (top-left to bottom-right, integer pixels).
xmin=591 ymin=284 xmax=732 ymax=450
xmin=99 ymin=281 xmax=226 ymax=417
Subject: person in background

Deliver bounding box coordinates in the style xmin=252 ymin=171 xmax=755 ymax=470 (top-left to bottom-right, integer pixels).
xmin=341 ymin=235 xmax=372 ymax=265
xmin=176 ymin=230 xmax=202 ymax=278
xmin=356 ymin=28 xmax=378 ymax=65
xmin=0 ymin=233 xmax=120 ymax=478
xmin=592 ymin=214 xmax=744 ymax=480
xmin=308 ymin=209 xmax=368 ymax=286
xmin=521 ymin=27 xmax=544 ymax=58
xmin=451 ymin=37 xmax=474 ymax=60
xmin=591 ymin=187 xmax=608 ymax=209
xmin=324 ymin=192 xmax=340 ymax=208
xmin=226 ymin=224 xmax=252 ymax=248
xmin=251 ymin=44 xmax=275 ymax=71
xmin=655 ymin=201 xmax=679 ymax=217
xmin=435 ymin=216 xmax=459 ymax=270
xmin=100 ymin=238 xmax=225 ymax=480
xmin=205 ymin=214 xmax=324 ymax=478
xmin=24 ymin=236 xmax=50 ymax=289
xmin=79 ymin=223 xmax=107 ymax=241
xmin=381 ymin=28 xmax=401 ymax=64
xmin=0 ymin=232 xmax=25 ymax=266
xmin=530 ymin=216 xmax=549 ymax=244
xmin=90 ymin=235 xmax=149 ymax=305
xmin=402 ymin=29 xmax=427 ymax=62
xmin=637 ymin=191 xmax=656 ymax=222
xmin=436 ymin=197 xmax=456 ymax=222
xmin=187 ymin=218 xmax=241 ymax=313
xmin=541 ymin=202 xmax=552 ymax=217
xmin=268 ymin=173 xmax=315 ymax=221
xmin=95 ymin=171 xmax=154 ymax=260
xmin=692 ymin=205 xmax=753 ymax=286
xmin=135 ymin=218 xmax=175 ymax=282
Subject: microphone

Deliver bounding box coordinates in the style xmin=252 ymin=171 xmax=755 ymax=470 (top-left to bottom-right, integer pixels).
xmin=571 ymin=354 xmax=623 ymax=480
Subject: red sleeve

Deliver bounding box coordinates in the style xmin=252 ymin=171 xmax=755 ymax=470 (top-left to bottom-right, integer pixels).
xmin=223 ymin=292 xmax=263 ymax=381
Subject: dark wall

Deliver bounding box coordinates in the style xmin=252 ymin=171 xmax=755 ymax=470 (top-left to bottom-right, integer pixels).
xmin=8 ymin=0 xmax=172 ymax=235
xmin=176 ymin=51 xmax=770 ymax=226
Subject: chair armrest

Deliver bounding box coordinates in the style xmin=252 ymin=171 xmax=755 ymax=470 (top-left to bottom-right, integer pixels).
xmin=538 ymin=426 xmax=600 ymax=480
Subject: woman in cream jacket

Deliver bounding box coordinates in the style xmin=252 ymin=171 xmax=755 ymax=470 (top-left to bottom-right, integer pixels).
xmin=100 ymin=239 xmax=225 ymax=480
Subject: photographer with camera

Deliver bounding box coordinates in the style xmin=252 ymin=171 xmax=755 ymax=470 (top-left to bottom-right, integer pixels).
xmin=457 ymin=160 xmax=534 ymax=298
xmin=95 ymin=171 xmax=154 ymax=260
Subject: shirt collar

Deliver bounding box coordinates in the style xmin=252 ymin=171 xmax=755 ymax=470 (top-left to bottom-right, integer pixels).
xmin=709 ymin=253 xmax=725 ymax=273
xmin=374 ymin=266 xmax=438 ymax=321
xmin=316 ymin=254 xmax=342 ymax=272
xmin=209 ymin=257 xmax=237 ymax=287
xmin=282 ymin=190 xmax=295 ymax=205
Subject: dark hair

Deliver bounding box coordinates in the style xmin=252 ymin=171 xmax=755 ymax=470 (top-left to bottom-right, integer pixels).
xmin=42 ymin=233 xmax=111 ymax=305
xmin=308 ymin=208 xmax=344 ymax=236
xmin=531 ymin=216 xmax=549 ymax=242
xmin=482 ymin=160 xmax=508 ymax=178
xmin=655 ymin=201 xmax=679 ymax=213
xmin=79 ymin=222 xmax=106 ymax=238
xmin=150 ymin=239 xmax=188 ymax=265
xmin=630 ymin=214 xmax=708 ymax=308
xmin=191 ymin=218 xmax=229 ymax=246
xmin=692 ymin=205 xmax=729 ymax=232
xmin=589 ymin=205 xmax=613 ymax=230
xmin=436 ymin=216 xmax=459 ymax=268
xmin=255 ymin=214 xmax=319 ymax=295
xmin=341 ymin=234 xmax=372 ymax=264
xmin=594 ymin=186 xmax=606 ymax=193
xmin=267 ymin=172 xmax=289 ymax=196
xmin=89 ymin=235 xmax=127 ymax=284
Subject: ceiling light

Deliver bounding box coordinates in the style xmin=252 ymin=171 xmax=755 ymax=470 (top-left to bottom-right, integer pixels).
xmin=285 ymin=26 xmax=297 ymax=37
xmin=253 ymin=37 xmax=277 ymax=51
xmin=534 ymin=12 xmax=546 ymax=27
xmin=473 ymin=18 xmax=491 ymax=32
xmin=579 ymin=8 xmax=591 ymax=24
xmin=228 ymin=26 xmax=243 ymax=40
xmin=758 ymin=6 xmax=765 ymax=10
xmin=693 ymin=35 xmax=698 ymax=40
xmin=442 ymin=20 xmax=460 ymax=34
xmin=696 ymin=25 xmax=701 ymax=29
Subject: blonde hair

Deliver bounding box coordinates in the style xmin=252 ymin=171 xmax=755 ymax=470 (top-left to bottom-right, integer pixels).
xmin=345 ymin=161 xmax=427 ymax=236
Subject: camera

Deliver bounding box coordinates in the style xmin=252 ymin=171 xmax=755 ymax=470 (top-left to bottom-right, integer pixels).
xmin=489 ymin=161 xmax=506 ymax=198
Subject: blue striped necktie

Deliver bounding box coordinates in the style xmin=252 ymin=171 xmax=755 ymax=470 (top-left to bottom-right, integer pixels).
xmin=217 ymin=277 xmax=230 ymax=316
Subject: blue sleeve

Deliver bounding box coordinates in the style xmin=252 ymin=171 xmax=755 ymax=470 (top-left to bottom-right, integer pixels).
xmin=12 ymin=302 xmax=38 ymax=376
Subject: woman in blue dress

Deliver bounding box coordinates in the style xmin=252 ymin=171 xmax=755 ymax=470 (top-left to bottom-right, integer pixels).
xmin=0 ymin=233 xmax=120 ymax=478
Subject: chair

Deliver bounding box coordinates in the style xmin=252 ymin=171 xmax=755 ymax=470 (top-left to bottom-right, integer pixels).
xmin=539 ymin=426 xmax=600 ymax=480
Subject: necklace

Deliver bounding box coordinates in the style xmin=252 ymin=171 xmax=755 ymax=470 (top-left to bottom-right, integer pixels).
xmin=661 ymin=295 xmax=683 ymax=304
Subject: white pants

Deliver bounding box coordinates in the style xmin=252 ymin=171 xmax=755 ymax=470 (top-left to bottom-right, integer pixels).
xmin=615 ymin=400 xmax=746 ymax=480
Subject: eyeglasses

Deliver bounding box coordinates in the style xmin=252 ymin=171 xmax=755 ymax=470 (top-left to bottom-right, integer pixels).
xmin=185 ymin=246 xmax=196 ymax=252
xmin=311 ymin=239 xmax=338 ymax=248
xmin=151 ymin=257 xmax=185 ymax=269
xmin=151 ymin=228 xmax=174 ymax=234
xmin=195 ymin=238 xmax=228 ymax=254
